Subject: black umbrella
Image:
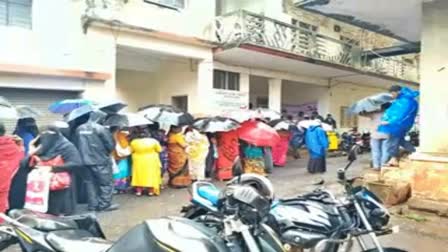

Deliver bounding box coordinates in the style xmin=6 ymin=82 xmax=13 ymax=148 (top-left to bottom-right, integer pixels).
xmin=66 ymin=105 xmax=95 ymax=122
xmin=138 ymin=104 xmax=194 ymax=126
xmin=98 ymin=100 xmax=127 ymax=114
xmin=268 ymin=119 xmax=293 ymax=131
xmin=193 ymin=116 xmax=240 ymax=133
xmin=104 ymin=113 xmax=153 ymax=128
xmin=348 ymin=93 xmax=393 ymax=115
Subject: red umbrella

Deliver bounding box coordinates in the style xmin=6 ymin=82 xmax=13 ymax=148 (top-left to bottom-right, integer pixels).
xmin=238 ymin=120 xmax=280 ymax=147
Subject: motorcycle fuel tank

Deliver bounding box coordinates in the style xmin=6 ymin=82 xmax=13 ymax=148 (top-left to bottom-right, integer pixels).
xmin=109 ymin=217 xmax=228 ymax=252
xmin=270 ymin=200 xmax=341 ymax=234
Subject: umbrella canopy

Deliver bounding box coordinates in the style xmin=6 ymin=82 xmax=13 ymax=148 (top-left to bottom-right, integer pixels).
xmin=138 ymin=104 xmax=194 ymax=126
xmin=98 ymin=100 xmax=127 ymax=114
xmin=268 ymin=119 xmax=292 ymax=131
xmin=66 ymin=105 xmax=95 ymax=122
xmin=220 ymin=109 xmax=254 ymax=123
xmin=348 ymin=93 xmax=393 ymax=115
xmin=0 ymin=96 xmax=18 ymax=119
xmin=16 ymin=105 xmax=42 ymax=119
xmin=298 ymin=119 xmax=333 ymax=132
xmin=252 ymin=108 xmax=282 ymax=121
xmin=49 ymin=99 xmax=93 ymax=114
xmin=193 ymin=116 xmax=240 ymax=133
xmin=238 ymin=120 xmax=280 ymax=147
xmin=104 ymin=113 xmax=153 ymax=128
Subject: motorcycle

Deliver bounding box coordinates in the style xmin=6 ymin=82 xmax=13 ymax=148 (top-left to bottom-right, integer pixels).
xmin=0 ymin=186 xmax=284 ymax=252
xmin=182 ymin=146 xmax=404 ymax=252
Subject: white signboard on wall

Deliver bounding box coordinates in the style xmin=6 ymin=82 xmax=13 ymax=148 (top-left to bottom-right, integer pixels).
xmin=211 ymin=89 xmax=249 ymax=113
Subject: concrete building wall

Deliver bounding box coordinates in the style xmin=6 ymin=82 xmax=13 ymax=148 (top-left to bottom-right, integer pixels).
xmin=156 ymin=61 xmax=198 ymax=112
xmin=116 ymin=69 xmax=159 ymax=112
xmin=218 ymin=0 xmax=266 ymax=15
xmin=90 ymin=0 xmax=216 ymax=39
xmin=419 ymin=0 xmax=448 ymax=153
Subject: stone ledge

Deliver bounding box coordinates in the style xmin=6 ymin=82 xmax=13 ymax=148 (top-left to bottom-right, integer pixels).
xmin=408 ymin=198 xmax=448 ymax=216
xmin=410 ymin=152 xmax=448 ymax=163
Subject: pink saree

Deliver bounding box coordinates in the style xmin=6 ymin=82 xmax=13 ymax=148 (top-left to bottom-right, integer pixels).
xmin=272 ymin=131 xmax=290 ymax=167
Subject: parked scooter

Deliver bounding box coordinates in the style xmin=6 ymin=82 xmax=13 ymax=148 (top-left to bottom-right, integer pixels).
xmin=182 ymin=146 xmax=404 ymax=252
xmin=0 ymin=186 xmax=285 ymax=252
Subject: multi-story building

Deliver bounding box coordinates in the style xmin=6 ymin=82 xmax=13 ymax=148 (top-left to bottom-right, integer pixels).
xmin=0 ymin=0 xmax=419 ymax=130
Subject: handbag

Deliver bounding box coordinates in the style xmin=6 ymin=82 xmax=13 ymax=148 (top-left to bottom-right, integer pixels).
xmin=24 ymin=169 xmax=51 ymax=213
xmin=30 ymin=155 xmax=71 ymax=191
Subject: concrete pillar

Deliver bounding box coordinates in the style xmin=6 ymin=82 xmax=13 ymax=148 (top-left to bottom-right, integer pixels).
xmin=240 ymin=73 xmax=250 ymax=109
xmin=268 ymin=78 xmax=282 ymax=112
xmin=405 ymin=0 xmax=448 ymax=206
xmin=195 ymin=59 xmax=214 ymax=115
xmin=419 ymin=0 xmax=448 ymax=154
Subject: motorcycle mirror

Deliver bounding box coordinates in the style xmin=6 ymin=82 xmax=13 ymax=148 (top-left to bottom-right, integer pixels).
xmin=348 ymin=145 xmax=359 ymax=162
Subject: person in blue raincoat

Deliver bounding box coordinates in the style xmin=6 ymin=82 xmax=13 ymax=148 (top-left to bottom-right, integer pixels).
xmin=305 ymin=121 xmax=329 ymax=174
xmin=379 ymin=85 xmax=419 ymax=166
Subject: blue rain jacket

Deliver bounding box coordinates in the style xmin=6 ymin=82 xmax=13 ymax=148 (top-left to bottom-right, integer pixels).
xmin=305 ymin=125 xmax=329 ymax=159
xmin=379 ymin=87 xmax=419 ymax=137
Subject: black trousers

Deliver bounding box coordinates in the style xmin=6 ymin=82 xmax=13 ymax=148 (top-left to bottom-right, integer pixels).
xmin=85 ymin=164 xmax=114 ymax=210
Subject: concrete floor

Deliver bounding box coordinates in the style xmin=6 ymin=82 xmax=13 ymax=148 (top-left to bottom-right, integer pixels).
xmin=5 ymin=155 xmax=448 ymax=251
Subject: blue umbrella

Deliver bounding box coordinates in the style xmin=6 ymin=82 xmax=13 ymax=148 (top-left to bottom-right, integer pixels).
xmin=49 ymin=99 xmax=93 ymax=114
xmin=348 ymin=93 xmax=393 ymax=115
xmin=66 ymin=104 xmax=95 ymax=122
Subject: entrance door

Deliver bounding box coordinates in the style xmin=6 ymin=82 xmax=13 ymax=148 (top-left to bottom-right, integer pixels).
xmin=172 ymin=95 xmax=188 ymax=112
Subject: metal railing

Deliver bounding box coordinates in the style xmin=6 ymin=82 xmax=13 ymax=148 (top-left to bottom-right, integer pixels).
xmin=214 ymin=10 xmax=419 ymax=83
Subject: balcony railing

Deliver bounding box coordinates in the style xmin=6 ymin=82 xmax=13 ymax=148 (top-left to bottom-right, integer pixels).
xmin=214 ymin=10 xmax=419 ymax=83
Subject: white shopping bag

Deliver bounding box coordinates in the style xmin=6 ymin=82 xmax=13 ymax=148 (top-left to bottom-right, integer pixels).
xmin=24 ymin=169 xmax=52 ymax=213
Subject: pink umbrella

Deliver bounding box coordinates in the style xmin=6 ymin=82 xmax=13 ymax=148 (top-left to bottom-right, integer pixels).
xmin=238 ymin=120 xmax=280 ymax=147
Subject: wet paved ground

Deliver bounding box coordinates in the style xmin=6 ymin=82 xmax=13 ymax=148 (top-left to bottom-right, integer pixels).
xmin=6 ymin=155 xmax=448 ymax=251
xmin=96 ymin=155 xmax=448 ymax=252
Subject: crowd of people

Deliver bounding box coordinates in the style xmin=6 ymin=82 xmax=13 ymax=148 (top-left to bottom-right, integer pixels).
xmin=0 ymin=84 xmax=418 ymax=217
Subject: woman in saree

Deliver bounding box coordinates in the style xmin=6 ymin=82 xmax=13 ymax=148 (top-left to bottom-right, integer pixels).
xmin=216 ymin=130 xmax=239 ymax=180
xmin=272 ymin=129 xmax=291 ymax=167
xmin=167 ymin=126 xmax=191 ymax=188
xmin=185 ymin=128 xmax=210 ymax=181
xmin=130 ymin=131 xmax=162 ymax=196
xmin=112 ymin=127 xmax=131 ymax=194
xmin=241 ymin=141 xmax=266 ymax=176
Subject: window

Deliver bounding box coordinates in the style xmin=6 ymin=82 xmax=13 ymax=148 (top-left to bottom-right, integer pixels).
xmin=340 ymin=106 xmax=358 ymax=128
xmin=256 ymin=97 xmax=268 ymax=108
xmin=172 ymin=95 xmax=188 ymax=112
xmin=213 ymin=70 xmax=240 ymax=91
xmin=0 ymin=0 xmax=32 ymax=29
xmin=144 ymin=0 xmax=185 ymax=10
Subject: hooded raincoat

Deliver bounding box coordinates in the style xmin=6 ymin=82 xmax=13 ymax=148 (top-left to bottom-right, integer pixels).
xmin=379 ymin=87 xmax=419 ymax=137
xmin=305 ymin=125 xmax=329 ymax=174
xmin=73 ymin=112 xmax=116 ymax=211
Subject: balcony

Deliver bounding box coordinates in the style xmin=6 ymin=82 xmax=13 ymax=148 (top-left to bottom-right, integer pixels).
xmin=214 ymin=10 xmax=419 ymax=84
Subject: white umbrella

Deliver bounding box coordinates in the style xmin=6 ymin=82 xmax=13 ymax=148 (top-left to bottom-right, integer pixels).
xmin=0 ymin=96 xmax=18 ymax=119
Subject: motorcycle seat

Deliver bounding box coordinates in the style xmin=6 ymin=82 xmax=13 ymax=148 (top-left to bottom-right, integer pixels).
xmin=46 ymin=229 xmax=112 ymax=252
xmin=8 ymin=209 xmax=78 ymax=231
xmin=197 ymin=185 xmax=220 ymax=206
